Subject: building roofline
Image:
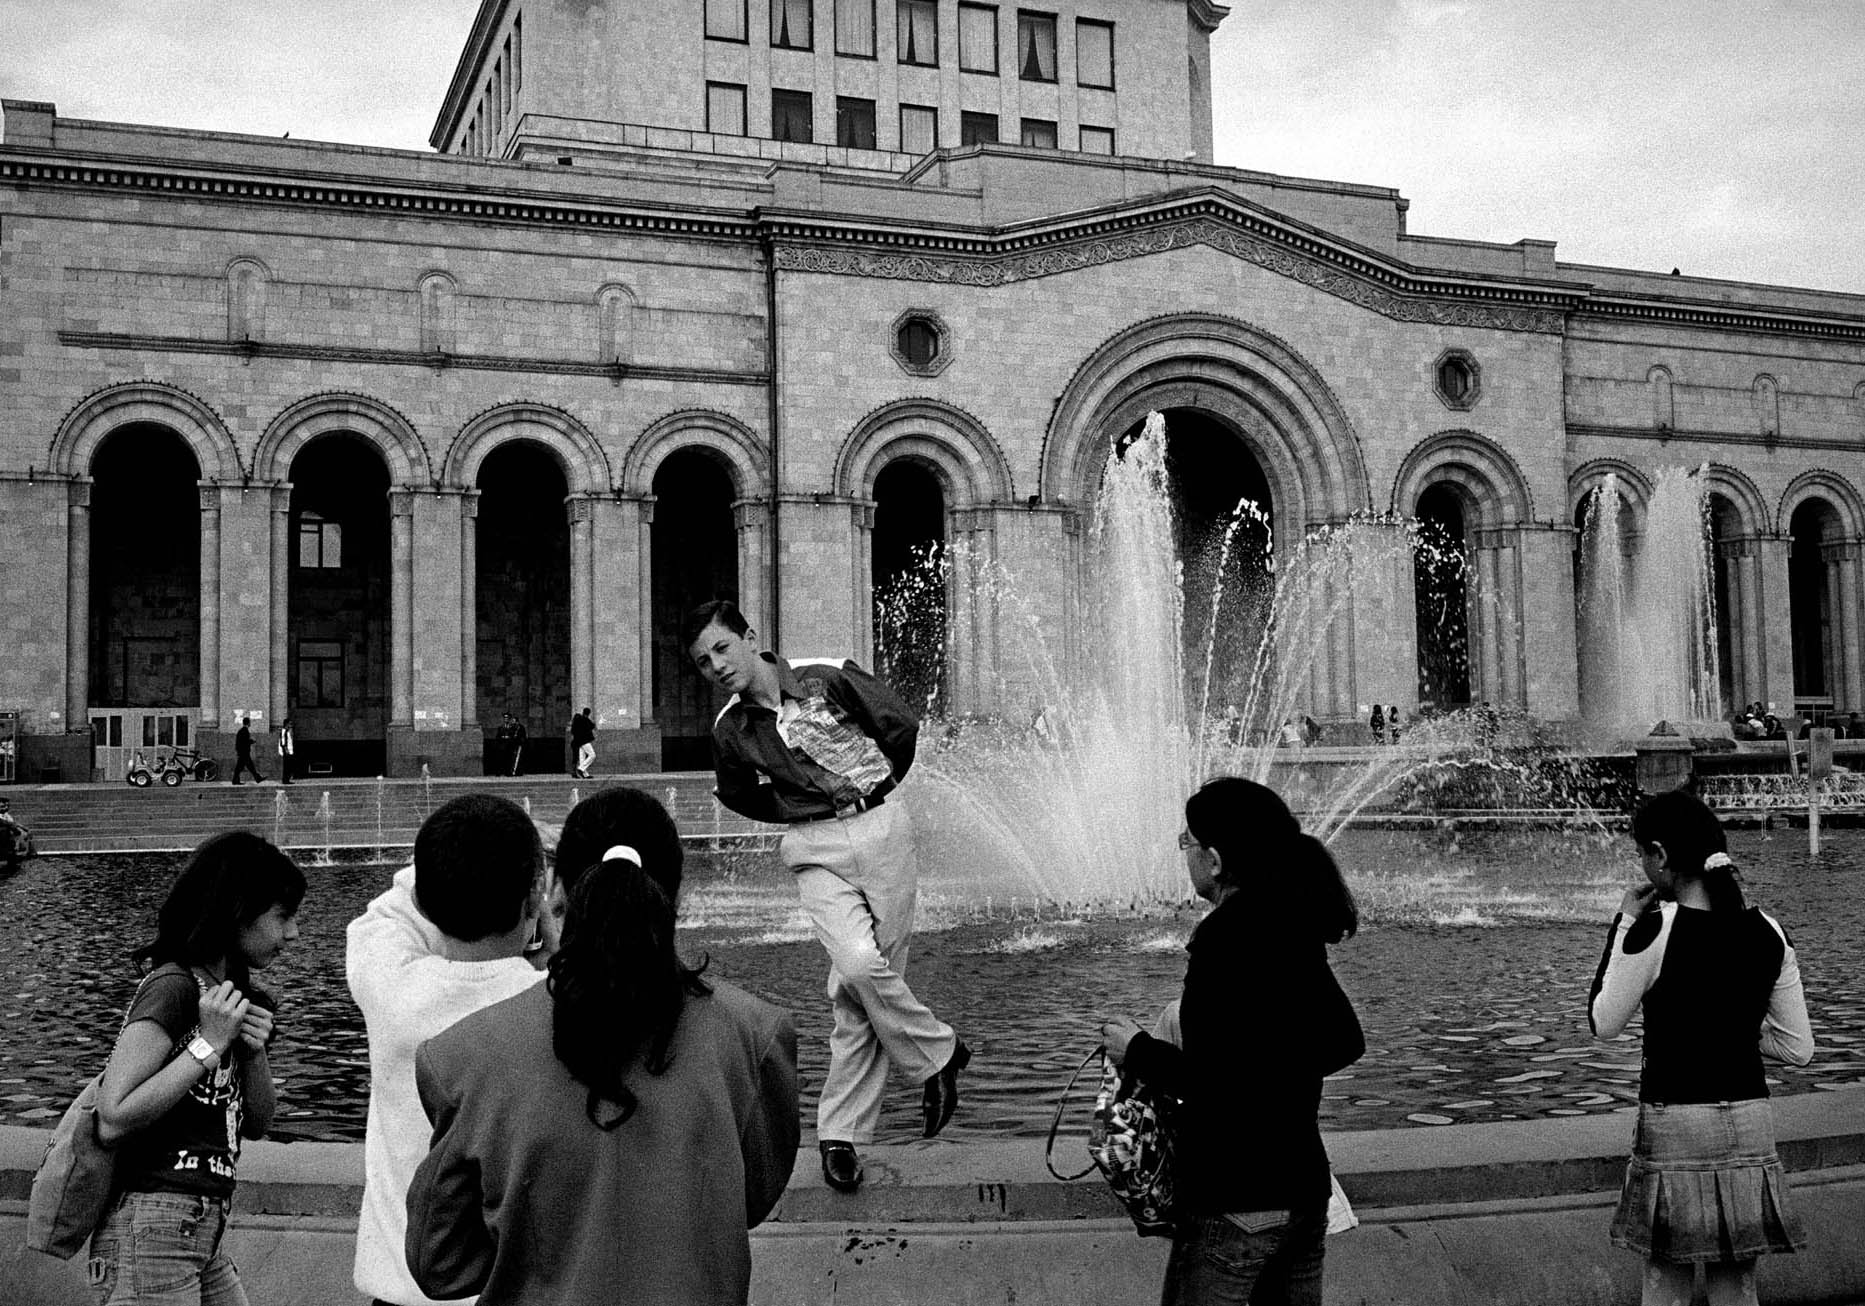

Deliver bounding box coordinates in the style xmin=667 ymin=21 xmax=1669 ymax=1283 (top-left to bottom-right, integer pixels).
xmin=430 ymin=0 xmax=510 ymax=151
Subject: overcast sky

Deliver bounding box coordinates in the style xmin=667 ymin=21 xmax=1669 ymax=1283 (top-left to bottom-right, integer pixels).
xmin=3 ymin=0 xmax=1859 ymax=294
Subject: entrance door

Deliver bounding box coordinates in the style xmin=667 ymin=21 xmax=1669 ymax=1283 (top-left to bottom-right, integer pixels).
xmin=90 ymin=711 xmax=126 ymax=780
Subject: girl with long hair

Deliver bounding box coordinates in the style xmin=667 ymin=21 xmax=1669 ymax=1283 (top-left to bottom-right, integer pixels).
xmin=1101 ymin=777 xmax=1364 ymax=1306
xmin=1591 ymin=789 xmax=1813 ymax=1306
xmin=406 ymin=787 xmax=800 ymax=1305
xmin=91 ymin=831 xmax=306 ymax=1305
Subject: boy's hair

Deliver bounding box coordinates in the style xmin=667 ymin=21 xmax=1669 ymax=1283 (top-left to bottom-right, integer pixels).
xmin=414 ymin=793 xmax=543 ymax=941
xmin=680 ymin=598 xmax=750 ymax=651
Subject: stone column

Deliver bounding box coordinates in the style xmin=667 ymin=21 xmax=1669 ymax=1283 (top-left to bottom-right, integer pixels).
xmin=1825 ymin=540 xmax=1863 ymax=711
xmin=389 ymin=490 xmax=415 ymax=727
xmin=1468 ymin=537 xmax=1503 ymax=708
xmin=775 ymin=493 xmax=860 ymax=655
xmin=852 ymin=500 xmax=876 ymax=668
xmin=733 ymin=498 xmax=771 ymax=632
xmin=634 ymin=494 xmax=657 ymax=729
xmin=459 ymin=491 xmax=479 ymax=726
xmin=408 ymin=488 xmax=464 ymax=732
xmin=1717 ymin=538 xmax=1752 ymax=708
xmin=196 ymin=483 xmax=222 ymax=731
xmin=269 ymin=487 xmax=292 ymax=724
xmin=64 ymin=480 xmax=91 ymax=729
xmin=1348 ymin=519 xmax=1416 ymax=717
xmin=566 ymin=494 xmax=597 ymax=716
xmin=587 ymin=494 xmax=641 ymax=735
xmin=1755 ymin=536 xmax=1796 ymax=712
xmin=1514 ymin=522 xmax=1580 ymax=718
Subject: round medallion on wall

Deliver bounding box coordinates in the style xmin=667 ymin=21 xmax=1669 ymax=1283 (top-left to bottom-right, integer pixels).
xmin=1433 ymin=349 xmax=1481 ymax=411
xmin=892 ymin=310 xmax=953 ymax=377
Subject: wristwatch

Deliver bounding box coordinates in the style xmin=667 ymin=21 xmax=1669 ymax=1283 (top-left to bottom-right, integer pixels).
xmin=184 ymin=1035 xmax=221 ymax=1073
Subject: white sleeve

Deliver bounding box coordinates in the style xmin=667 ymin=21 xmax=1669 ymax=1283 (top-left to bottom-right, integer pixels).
xmin=1589 ymin=907 xmax=1672 ymax=1039
xmin=344 ymin=866 xmax=446 ymax=1011
xmin=1758 ymin=913 xmax=1814 ymax=1067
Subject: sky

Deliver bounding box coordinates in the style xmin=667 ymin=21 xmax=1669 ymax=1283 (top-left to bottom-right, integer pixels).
xmin=2 ymin=0 xmax=1860 ymax=294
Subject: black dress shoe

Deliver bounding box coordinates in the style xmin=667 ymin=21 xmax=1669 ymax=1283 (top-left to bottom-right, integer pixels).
xmin=819 ymin=1140 xmax=863 ymax=1192
xmin=921 ymin=1039 xmax=971 ymax=1138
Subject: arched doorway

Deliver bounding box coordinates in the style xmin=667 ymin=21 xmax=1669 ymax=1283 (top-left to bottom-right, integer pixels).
xmin=651 ymin=450 xmax=738 ymax=769
xmin=476 ymin=442 xmax=571 ymax=774
xmin=1789 ymin=498 xmax=1842 ymax=711
xmin=87 ymin=424 xmax=201 ymax=777
xmin=1414 ymin=484 xmax=1473 ymax=710
xmin=288 ymin=434 xmax=391 ymax=775
xmin=871 ymin=459 xmax=947 ymax=718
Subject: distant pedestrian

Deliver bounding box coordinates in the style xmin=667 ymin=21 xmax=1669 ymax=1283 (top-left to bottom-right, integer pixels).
xmin=570 ymin=707 xmax=597 ymax=778
xmin=1224 ymin=702 xmax=1244 ymax=747
xmin=232 ymin=716 xmax=265 ymax=784
xmin=1367 ymin=703 xmax=1384 ymax=746
xmin=277 ymin=716 xmax=296 ymax=785
xmin=1590 ymin=790 xmax=1812 ymax=1306
xmin=0 ymin=797 xmax=33 ymax=872
xmin=502 ymin=713 xmax=527 ymax=777
xmin=1386 ymin=705 xmax=1402 ymax=745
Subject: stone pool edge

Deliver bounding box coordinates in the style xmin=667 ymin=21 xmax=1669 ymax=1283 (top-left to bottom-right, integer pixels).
xmin=6 ymin=1090 xmax=1865 ymax=1305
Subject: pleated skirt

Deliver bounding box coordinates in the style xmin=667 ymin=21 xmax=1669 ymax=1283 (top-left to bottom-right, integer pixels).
xmin=1610 ymin=1099 xmax=1806 ymax=1263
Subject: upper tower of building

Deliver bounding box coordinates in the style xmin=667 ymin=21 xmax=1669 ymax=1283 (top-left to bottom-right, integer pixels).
xmin=431 ymin=0 xmax=1229 ymax=167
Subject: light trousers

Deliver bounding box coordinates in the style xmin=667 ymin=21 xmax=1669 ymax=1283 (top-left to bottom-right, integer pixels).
xmin=780 ymin=797 xmax=956 ymax=1142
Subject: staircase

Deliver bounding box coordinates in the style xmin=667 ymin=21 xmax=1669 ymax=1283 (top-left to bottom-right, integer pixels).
xmin=2 ymin=773 xmax=775 ymax=856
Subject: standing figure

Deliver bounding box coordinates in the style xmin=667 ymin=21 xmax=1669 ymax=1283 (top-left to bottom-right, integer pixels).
xmin=1224 ymin=702 xmax=1244 ymax=747
xmin=404 ymin=788 xmax=799 ymax=1306
xmin=570 ymin=707 xmax=597 ymax=779
xmin=1367 ymin=703 xmax=1385 ymax=746
xmin=90 ymin=832 xmax=305 ymax=1304
xmin=508 ymin=714 xmax=527 ymax=776
xmin=1590 ymin=790 xmax=1813 ymax=1306
xmin=1385 ymin=704 xmax=1402 ymax=745
xmin=1099 ymin=778 xmax=1364 ymax=1306
xmin=231 ymin=716 xmax=265 ymax=784
xmin=277 ymin=715 xmax=296 ymax=785
xmin=683 ymin=599 xmax=968 ymax=1195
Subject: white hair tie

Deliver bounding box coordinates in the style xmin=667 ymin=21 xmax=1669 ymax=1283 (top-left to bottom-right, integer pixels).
xmin=602 ymin=845 xmax=642 ymax=867
xmin=1703 ymin=852 xmax=1734 ymax=871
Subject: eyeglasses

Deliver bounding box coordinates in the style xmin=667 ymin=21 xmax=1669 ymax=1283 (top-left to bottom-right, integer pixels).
xmin=1176 ymin=831 xmax=1198 ymax=851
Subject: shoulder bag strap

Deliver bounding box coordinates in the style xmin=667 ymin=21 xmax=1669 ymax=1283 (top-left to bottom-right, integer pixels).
xmin=1044 ymin=1046 xmax=1106 ymax=1181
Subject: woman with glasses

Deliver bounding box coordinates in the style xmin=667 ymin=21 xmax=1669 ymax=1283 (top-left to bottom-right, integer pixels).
xmin=1100 ymin=777 xmax=1364 ymax=1306
xmin=1590 ymin=789 xmax=1812 ymax=1306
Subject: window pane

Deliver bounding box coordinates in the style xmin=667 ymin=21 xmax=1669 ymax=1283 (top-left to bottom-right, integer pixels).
xmin=706 ymin=0 xmax=746 ymax=39
xmin=93 ymin=717 xmax=107 ymax=747
xmin=707 ymin=82 xmax=747 ymax=134
xmin=771 ymin=0 xmax=812 ymax=48
xmin=1079 ymin=124 xmax=1114 ymax=154
xmin=1020 ymin=117 xmax=1056 ymax=148
xmin=143 ymin=717 xmax=155 ymax=747
xmin=772 ymin=89 xmax=814 ymax=142
xmin=1017 ymin=11 xmax=1055 ymax=81
xmin=157 ymin=717 xmax=173 ymax=748
xmin=176 ymin=717 xmax=189 ymax=746
xmin=958 ymin=3 xmax=997 ymax=72
xmin=1076 ymin=19 xmax=1112 ymax=87
xmin=110 ymin=716 xmax=122 ymax=747
xmin=960 ymin=111 xmax=998 ymax=144
xmin=897 ymin=0 xmax=937 ymax=64
xmin=836 ymin=0 xmax=875 ymax=54
xmin=900 ymin=103 xmax=938 ymax=153
xmin=837 ymin=97 xmax=877 ymax=149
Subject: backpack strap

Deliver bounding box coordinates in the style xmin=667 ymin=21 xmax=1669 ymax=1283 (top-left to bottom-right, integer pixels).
xmin=1044 ymin=1046 xmax=1106 ymax=1181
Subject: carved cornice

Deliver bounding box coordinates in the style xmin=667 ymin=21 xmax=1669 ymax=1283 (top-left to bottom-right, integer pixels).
xmin=1577 ymin=295 xmax=1865 ymax=345
xmin=1567 ymin=422 xmax=1865 ymax=455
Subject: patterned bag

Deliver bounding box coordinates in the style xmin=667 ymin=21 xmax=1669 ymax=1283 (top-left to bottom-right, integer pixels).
xmin=1046 ymin=1046 xmax=1180 ymax=1237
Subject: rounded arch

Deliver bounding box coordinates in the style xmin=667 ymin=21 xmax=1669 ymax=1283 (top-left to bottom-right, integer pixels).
xmin=836 ymin=398 xmax=1014 ymax=506
xmin=48 ymin=381 xmax=241 ymax=480
xmin=1568 ymin=457 xmax=1652 ymax=522
xmin=621 ymin=408 xmax=766 ymax=499
xmin=1390 ymin=429 xmax=1533 ymax=527
xmin=254 ymin=393 xmax=430 ymax=485
xmin=1698 ymin=463 xmax=1772 ymax=536
xmin=1040 ymin=314 xmax=1370 ymax=527
xmin=1779 ymin=469 xmax=1865 ymax=538
xmin=442 ymin=403 xmax=611 ymax=494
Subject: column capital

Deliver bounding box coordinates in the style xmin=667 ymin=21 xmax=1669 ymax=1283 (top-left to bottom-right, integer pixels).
xmin=388 ymin=488 xmax=418 ymax=518
xmin=66 ymin=480 xmax=92 ymax=510
xmin=197 ymin=481 xmax=224 ymax=513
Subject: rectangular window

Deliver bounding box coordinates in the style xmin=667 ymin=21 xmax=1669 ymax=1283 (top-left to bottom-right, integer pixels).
xmin=771 ymin=0 xmax=813 ymax=49
xmin=836 ymin=0 xmax=876 ymax=56
xmin=707 ymin=82 xmax=748 ymax=135
xmin=1019 ymin=116 xmax=1056 ymax=148
xmin=705 ymin=0 xmax=747 ymax=41
xmin=899 ymin=103 xmax=938 ymax=153
xmin=1016 ymin=10 xmax=1055 ymax=81
xmin=1076 ymin=18 xmax=1113 ymax=88
xmin=1079 ymin=124 xmax=1115 ymax=154
xmin=836 ymin=96 xmax=877 ymax=149
xmin=960 ymin=110 xmax=998 ymax=144
xmin=897 ymin=0 xmax=937 ymax=65
xmin=298 ymin=512 xmax=342 ymax=569
xmin=513 ymin=15 xmax=521 ymax=91
xmin=298 ymin=641 xmax=345 ymax=709
xmin=771 ymin=88 xmax=814 ymax=142
xmin=490 ymin=72 xmax=501 ymax=137
xmin=958 ymin=2 xmax=997 ymax=72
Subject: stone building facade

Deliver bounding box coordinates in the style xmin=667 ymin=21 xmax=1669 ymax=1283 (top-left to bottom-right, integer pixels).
xmin=2 ymin=0 xmax=1863 ymax=779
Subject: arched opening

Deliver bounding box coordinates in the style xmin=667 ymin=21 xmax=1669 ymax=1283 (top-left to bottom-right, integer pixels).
xmin=288 ymin=434 xmax=391 ymax=776
xmin=87 ymin=425 xmax=202 ymax=777
xmin=476 ymin=442 xmax=571 ymax=774
xmin=651 ymin=450 xmax=738 ymax=769
xmin=1708 ymin=495 xmax=1741 ymax=713
xmin=871 ymin=459 xmax=947 ymax=718
xmin=1789 ymin=498 xmax=1841 ymax=708
xmin=1414 ymin=484 xmax=1472 ymax=710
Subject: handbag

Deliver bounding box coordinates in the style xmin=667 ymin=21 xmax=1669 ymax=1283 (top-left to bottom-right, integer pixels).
xmin=25 ymin=1072 xmax=116 ymax=1258
xmin=1046 ymin=1046 xmax=1179 ymax=1237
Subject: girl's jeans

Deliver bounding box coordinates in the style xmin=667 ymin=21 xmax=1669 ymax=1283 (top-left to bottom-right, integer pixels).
xmin=1160 ymin=1202 xmax=1327 ymax=1306
xmin=88 ymin=1190 xmax=247 ymax=1306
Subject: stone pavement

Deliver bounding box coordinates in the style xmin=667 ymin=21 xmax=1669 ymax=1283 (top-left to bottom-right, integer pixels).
xmin=6 ymin=1090 xmax=1863 ymax=1305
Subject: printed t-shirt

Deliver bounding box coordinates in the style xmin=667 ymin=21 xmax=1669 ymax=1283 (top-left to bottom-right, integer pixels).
xmin=112 ymin=963 xmax=245 ymax=1199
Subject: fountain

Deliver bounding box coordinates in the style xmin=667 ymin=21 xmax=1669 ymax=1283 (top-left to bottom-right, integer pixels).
xmin=272 ymin=788 xmax=287 ymax=848
xmin=315 ymin=790 xmax=334 ymax=865
xmin=373 ymin=776 xmax=385 ymax=855
xmin=1576 ymin=467 xmax=1722 ymax=733
xmin=420 ymin=761 xmax=433 ymax=817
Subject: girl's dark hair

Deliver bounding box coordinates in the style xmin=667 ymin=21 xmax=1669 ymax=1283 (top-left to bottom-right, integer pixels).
xmin=548 ymin=856 xmax=711 ymax=1129
xmin=1631 ymin=789 xmax=1745 ymax=911
xmin=556 ymin=786 xmax=685 ymax=904
xmin=132 ymin=831 xmax=307 ymax=1008
xmin=1185 ymin=777 xmax=1358 ymax=943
